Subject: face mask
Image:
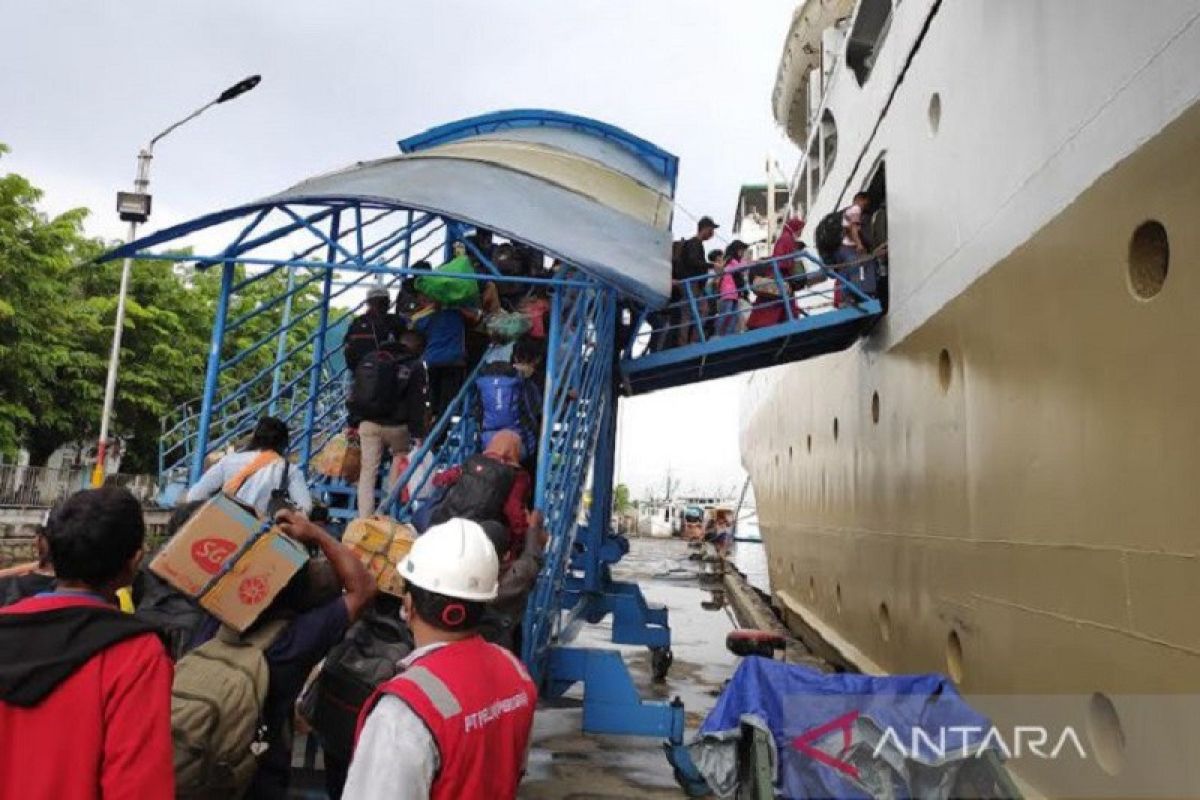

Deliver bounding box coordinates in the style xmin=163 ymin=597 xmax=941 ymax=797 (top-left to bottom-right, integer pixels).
xmin=515 ymin=363 xmax=534 ymax=378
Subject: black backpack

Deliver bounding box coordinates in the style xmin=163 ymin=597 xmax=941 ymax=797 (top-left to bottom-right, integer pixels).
xmin=431 ymin=453 xmax=516 ymax=526
xmin=815 ymin=208 xmax=847 ymax=260
xmin=350 ymin=349 xmax=403 ymax=420
xmin=132 ymin=568 xmax=207 ymax=660
xmin=670 ymin=237 xmax=688 ymax=280
xmin=307 ymin=605 xmax=413 ymax=762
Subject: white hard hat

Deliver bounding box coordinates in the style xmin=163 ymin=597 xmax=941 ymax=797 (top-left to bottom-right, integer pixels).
xmin=366 ymin=286 xmax=390 ymax=301
xmin=399 ymin=518 xmax=499 ymax=601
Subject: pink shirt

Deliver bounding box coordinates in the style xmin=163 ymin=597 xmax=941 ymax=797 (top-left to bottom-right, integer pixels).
xmin=720 ymin=259 xmax=741 ymax=301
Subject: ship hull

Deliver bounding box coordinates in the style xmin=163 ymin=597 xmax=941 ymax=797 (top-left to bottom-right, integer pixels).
xmin=743 ymin=92 xmax=1200 ymax=796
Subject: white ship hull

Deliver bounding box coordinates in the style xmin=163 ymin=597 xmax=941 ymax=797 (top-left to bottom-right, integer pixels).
xmin=744 ymin=1 xmax=1200 ymax=795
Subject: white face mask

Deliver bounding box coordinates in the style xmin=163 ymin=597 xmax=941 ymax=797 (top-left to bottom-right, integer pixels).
xmin=515 ymin=363 xmax=535 ymax=378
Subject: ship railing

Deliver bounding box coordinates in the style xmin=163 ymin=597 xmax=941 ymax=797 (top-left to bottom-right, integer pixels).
xmin=623 ymin=248 xmax=879 ymax=358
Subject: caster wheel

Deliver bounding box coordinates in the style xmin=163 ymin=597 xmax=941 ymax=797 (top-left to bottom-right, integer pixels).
xmin=651 ymin=647 xmax=674 ymax=682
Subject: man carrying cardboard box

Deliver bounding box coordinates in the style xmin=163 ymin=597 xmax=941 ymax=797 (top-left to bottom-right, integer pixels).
xmin=186 ymin=509 xmax=375 ymax=800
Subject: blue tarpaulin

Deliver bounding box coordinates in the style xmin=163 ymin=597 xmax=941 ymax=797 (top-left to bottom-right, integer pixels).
xmin=690 ymin=657 xmax=1000 ymax=799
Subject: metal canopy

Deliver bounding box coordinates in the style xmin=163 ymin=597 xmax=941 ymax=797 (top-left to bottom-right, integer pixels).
xmin=103 ymin=110 xmax=679 ymax=306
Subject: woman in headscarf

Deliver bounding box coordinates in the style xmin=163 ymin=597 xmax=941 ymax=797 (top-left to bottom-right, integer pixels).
xmin=430 ymin=430 xmax=532 ymax=558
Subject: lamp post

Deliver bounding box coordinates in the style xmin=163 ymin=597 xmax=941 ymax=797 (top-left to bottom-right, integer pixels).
xmin=91 ymin=75 xmax=261 ymax=488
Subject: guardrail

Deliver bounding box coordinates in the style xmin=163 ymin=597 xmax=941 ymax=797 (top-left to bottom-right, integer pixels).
xmin=0 ymin=464 xmax=159 ymax=509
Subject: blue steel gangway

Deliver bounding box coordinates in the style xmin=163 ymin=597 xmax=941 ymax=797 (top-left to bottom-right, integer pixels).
xmin=105 ymin=110 xmax=882 ymax=791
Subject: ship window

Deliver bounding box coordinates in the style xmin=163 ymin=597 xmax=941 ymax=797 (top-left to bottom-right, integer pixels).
xmin=833 ymin=417 xmax=840 ymax=441
xmin=928 ymin=92 xmax=942 ymax=135
xmin=878 ymin=602 xmax=892 ymax=642
xmin=1127 ymin=220 xmax=1169 ymax=300
xmin=806 ymin=434 xmax=813 ymax=453
xmin=1087 ymin=693 xmax=1126 ymax=776
xmin=846 ymin=0 xmax=894 ymax=86
xmin=938 ymin=349 xmax=953 ymax=392
xmin=820 ymin=110 xmax=838 ymax=176
xmin=946 ymin=630 xmax=964 ymax=683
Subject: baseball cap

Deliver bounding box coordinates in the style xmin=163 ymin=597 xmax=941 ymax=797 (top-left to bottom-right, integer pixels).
xmin=698 ymin=216 xmax=720 ymax=230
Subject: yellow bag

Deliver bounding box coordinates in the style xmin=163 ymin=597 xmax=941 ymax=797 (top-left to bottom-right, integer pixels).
xmin=342 ymin=516 xmax=416 ymax=597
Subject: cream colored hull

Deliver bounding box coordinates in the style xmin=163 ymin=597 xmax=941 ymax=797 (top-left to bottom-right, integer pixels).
xmin=742 ymin=96 xmax=1200 ymax=795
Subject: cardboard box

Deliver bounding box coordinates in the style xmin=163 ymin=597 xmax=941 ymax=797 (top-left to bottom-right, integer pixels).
xmin=198 ymin=532 xmax=309 ymax=632
xmin=343 ymin=516 xmax=415 ymax=597
xmin=150 ymin=494 xmax=309 ymax=632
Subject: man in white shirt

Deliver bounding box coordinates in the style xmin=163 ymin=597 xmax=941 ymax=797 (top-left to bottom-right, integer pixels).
xmin=343 ymin=518 xmax=537 ymax=800
xmin=186 ymin=416 xmax=313 ymax=516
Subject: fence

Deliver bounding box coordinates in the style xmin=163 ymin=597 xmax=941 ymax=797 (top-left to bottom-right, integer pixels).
xmin=0 ymin=464 xmax=159 ymax=510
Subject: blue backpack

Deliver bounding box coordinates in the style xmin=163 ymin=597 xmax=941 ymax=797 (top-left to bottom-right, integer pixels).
xmin=476 ymin=368 xmax=525 ymax=434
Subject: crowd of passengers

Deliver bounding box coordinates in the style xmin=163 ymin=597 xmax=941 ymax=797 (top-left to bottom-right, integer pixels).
xmin=0 ymin=233 xmax=562 ymax=799
xmin=651 ymin=193 xmax=886 ymax=349
xmin=0 ymin=211 xmax=887 ymax=799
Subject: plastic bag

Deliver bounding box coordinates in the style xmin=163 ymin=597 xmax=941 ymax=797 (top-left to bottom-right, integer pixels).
xmin=414 ymin=255 xmax=480 ymax=307
xmin=485 ymin=310 xmax=533 ymax=342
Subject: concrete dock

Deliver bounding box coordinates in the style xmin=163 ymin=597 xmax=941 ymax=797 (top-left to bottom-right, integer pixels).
xmin=520 ymin=536 xmax=740 ymax=798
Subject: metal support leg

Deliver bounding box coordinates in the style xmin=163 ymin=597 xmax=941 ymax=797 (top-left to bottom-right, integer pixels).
xmin=191 ymin=262 xmax=235 ymax=484
xmin=301 ymin=213 xmax=339 ymax=471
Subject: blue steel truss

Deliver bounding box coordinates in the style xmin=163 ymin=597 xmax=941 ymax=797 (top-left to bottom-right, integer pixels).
xmin=108 ymin=122 xmax=882 ymax=790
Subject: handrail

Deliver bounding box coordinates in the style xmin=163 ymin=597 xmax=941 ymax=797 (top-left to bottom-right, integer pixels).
xmin=625 ymin=246 xmax=880 ymax=359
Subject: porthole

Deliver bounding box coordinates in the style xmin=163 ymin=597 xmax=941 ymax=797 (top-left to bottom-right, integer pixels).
xmin=946 ymin=630 xmax=964 ymax=683
xmin=938 ymin=349 xmax=953 ymax=393
xmin=833 ymin=417 xmax=840 ymax=441
xmin=1087 ymin=693 xmax=1126 ymax=776
xmin=1127 ymin=220 xmax=1169 ymax=300
xmin=806 ymin=434 xmax=813 ymax=453
xmin=789 ymin=445 xmax=794 ymax=461
xmin=878 ymin=602 xmax=892 ymax=642
xmin=835 ymin=582 xmax=843 ymax=613
xmin=871 ymin=391 xmax=881 ymax=424
xmin=928 ymin=92 xmax=942 ymax=135
xmin=808 ymin=575 xmax=816 ymax=601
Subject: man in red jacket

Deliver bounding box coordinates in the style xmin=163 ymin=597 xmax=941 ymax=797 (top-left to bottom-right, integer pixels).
xmin=343 ymin=518 xmax=537 ymax=800
xmin=0 ymin=487 xmax=174 ymax=800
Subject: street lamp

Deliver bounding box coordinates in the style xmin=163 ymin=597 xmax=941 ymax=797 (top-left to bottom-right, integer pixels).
xmin=91 ymin=75 xmax=262 ymax=488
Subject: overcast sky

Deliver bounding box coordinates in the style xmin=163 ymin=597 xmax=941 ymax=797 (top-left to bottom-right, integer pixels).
xmin=1 ymin=0 xmax=799 ymax=496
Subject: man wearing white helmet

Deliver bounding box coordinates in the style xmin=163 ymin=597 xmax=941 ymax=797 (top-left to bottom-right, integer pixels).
xmin=342 ymin=518 xmax=537 ymax=800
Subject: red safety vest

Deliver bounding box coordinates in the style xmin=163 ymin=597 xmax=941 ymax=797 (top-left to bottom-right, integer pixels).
xmin=356 ymin=635 xmax=537 ymax=800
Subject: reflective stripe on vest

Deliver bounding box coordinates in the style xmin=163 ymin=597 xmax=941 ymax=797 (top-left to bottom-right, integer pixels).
xmin=398 ymin=665 xmax=462 ymax=718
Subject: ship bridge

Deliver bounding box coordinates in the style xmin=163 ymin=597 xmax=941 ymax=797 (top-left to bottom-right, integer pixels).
xmin=102 ymin=109 xmax=881 ymax=777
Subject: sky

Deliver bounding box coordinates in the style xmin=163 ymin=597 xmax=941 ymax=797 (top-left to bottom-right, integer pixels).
xmin=1 ymin=0 xmax=800 ymax=496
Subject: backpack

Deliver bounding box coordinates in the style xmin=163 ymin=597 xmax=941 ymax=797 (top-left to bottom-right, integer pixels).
xmin=307 ymin=607 xmax=413 ymax=762
xmin=170 ymin=620 xmax=289 ymax=799
xmin=670 ymin=237 xmax=688 ymax=280
xmin=815 ymin=208 xmax=847 ymax=260
xmin=431 ymin=453 xmax=516 ymax=526
xmin=133 ymin=568 xmax=207 ymax=660
xmin=350 ymin=349 xmax=402 ymax=420
xmin=476 ymin=365 xmax=526 ymax=435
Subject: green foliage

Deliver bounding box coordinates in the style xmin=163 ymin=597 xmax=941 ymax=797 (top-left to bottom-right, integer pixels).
xmin=0 ymin=146 xmax=323 ymax=472
xmin=613 ymin=483 xmax=631 ymax=514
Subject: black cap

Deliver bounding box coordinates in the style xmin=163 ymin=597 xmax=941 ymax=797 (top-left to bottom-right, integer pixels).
xmin=697 ymin=216 xmax=719 ymax=230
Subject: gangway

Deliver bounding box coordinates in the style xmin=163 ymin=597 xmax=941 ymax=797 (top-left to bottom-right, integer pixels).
xmin=106 ymin=110 xmax=882 ymax=790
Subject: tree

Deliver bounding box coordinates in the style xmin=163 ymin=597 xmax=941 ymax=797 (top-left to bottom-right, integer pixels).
xmin=0 ymin=145 xmax=325 ymax=472
xmin=613 ymin=483 xmax=631 ymax=514
xmin=0 ymin=144 xmax=100 ymax=462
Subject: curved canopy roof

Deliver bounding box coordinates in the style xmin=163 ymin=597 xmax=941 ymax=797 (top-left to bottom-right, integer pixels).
xmin=106 ymin=110 xmax=679 ymax=305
